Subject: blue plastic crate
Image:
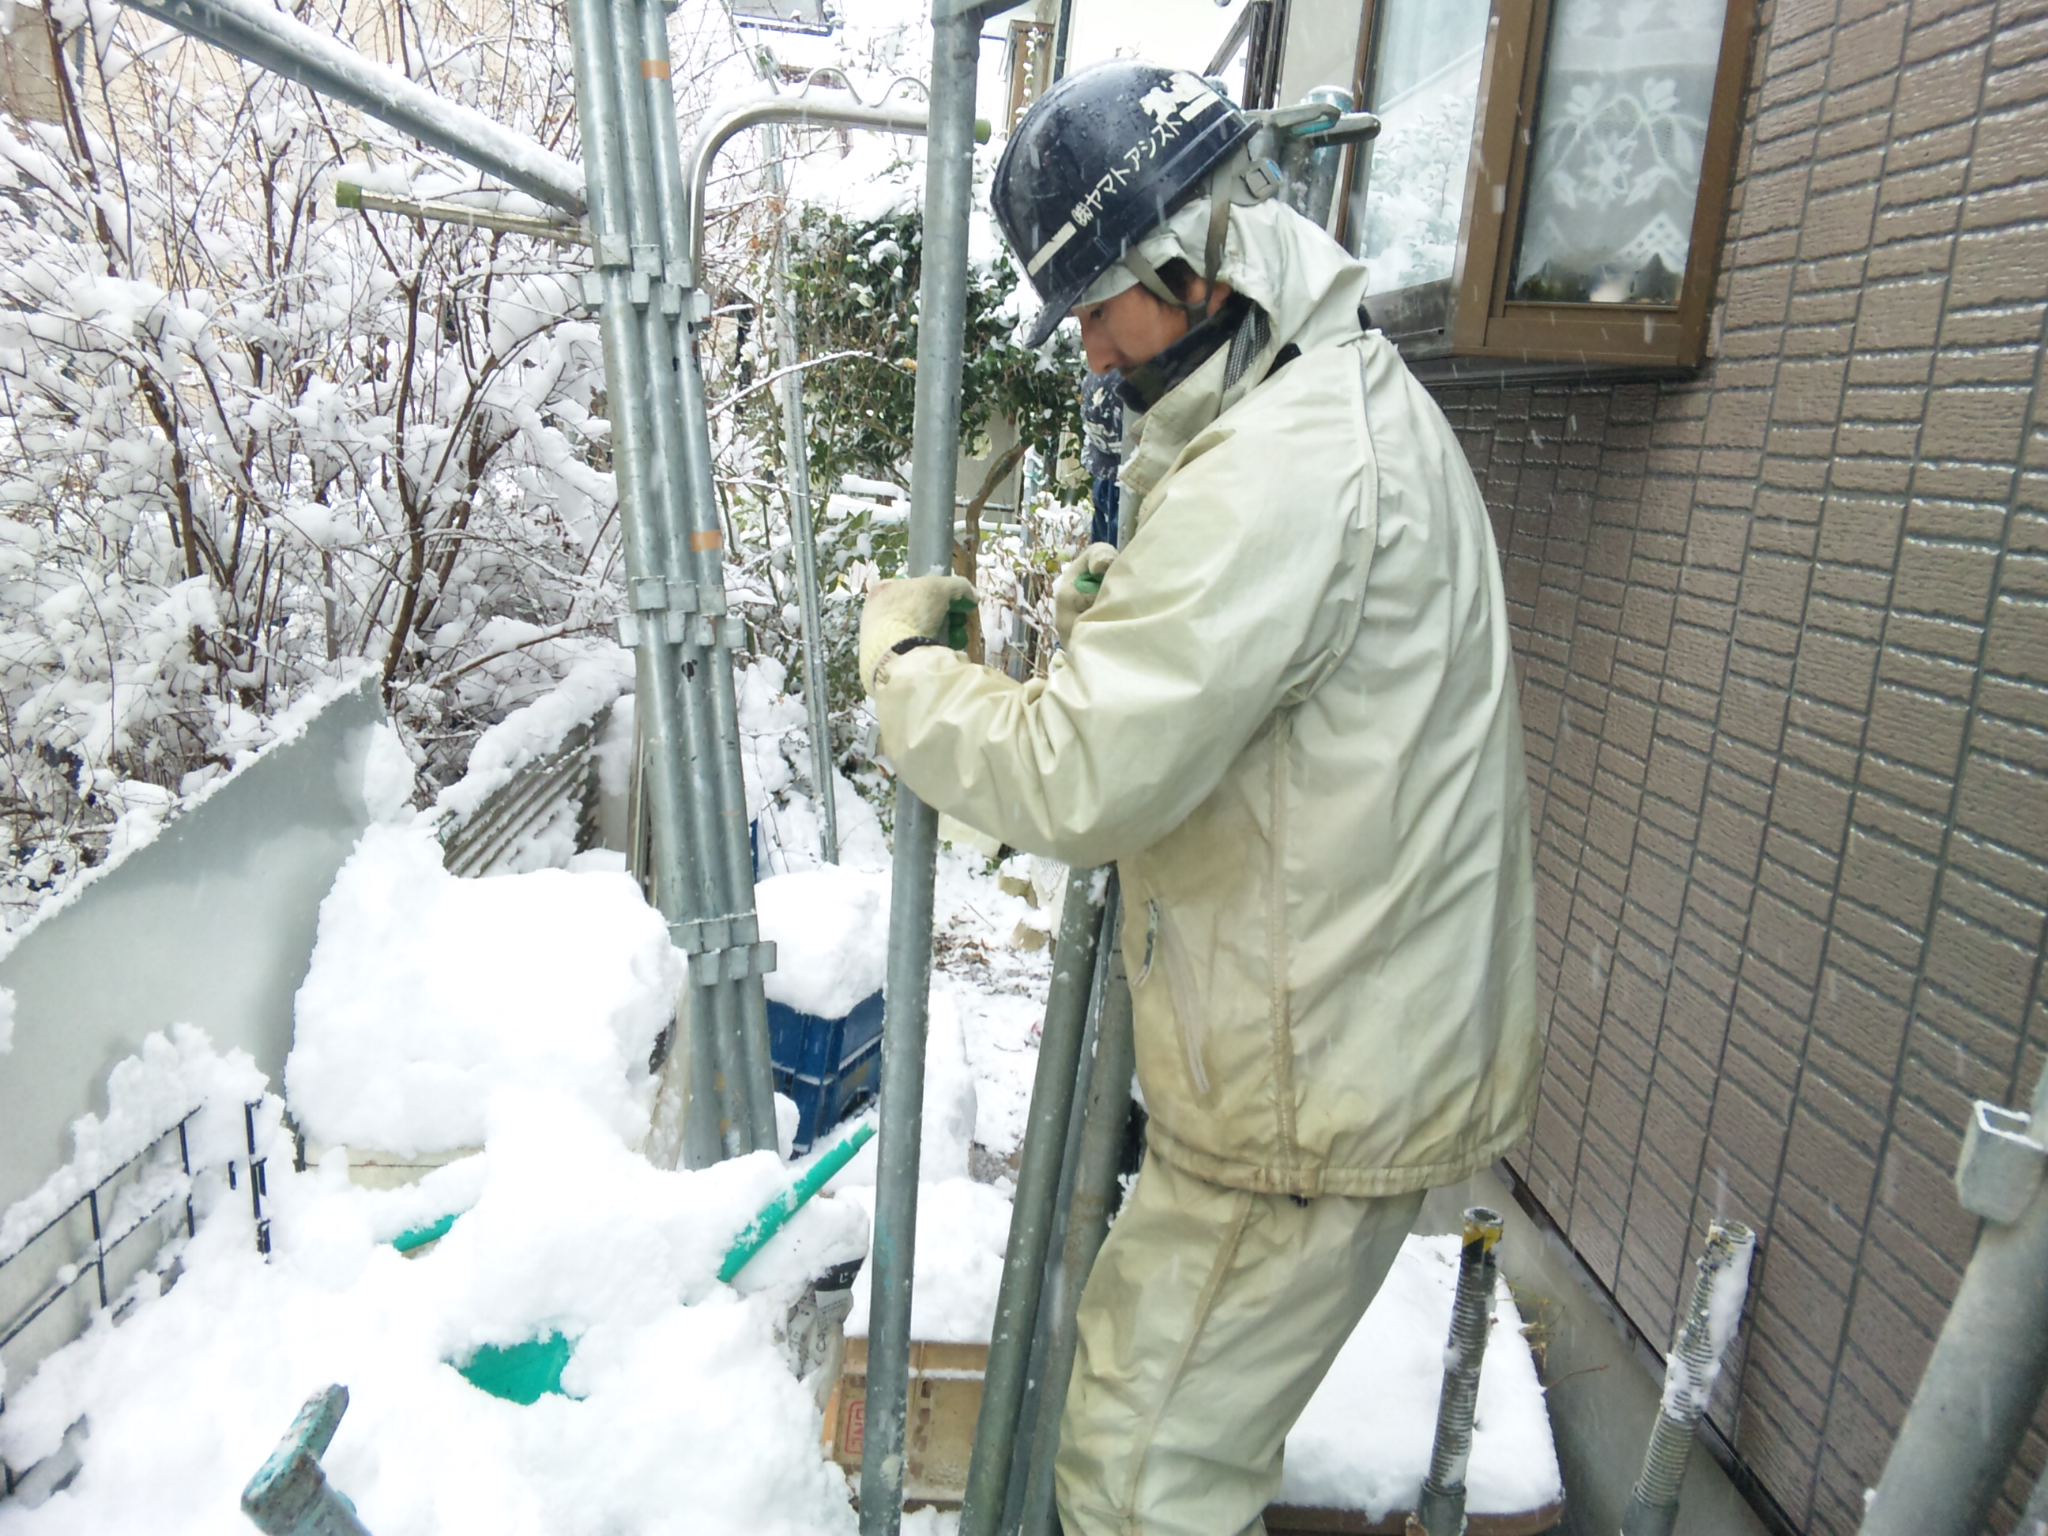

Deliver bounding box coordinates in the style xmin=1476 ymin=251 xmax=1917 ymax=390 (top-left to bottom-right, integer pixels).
xmin=767 ymin=991 xmax=886 ymax=1081
xmin=768 ymin=991 xmax=884 ymax=1153
xmin=774 ymin=1033 xmax=882 ymax=1154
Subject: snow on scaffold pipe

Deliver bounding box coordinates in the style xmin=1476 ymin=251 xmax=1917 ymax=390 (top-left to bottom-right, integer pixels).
xmin=862 ymin=6 xmax=1011 ymax=1533
xmin=1857 ymin=1062 xmax=2048 ymax=1536
xmin=118 ymin=0 xmax=583 ymax=213
xmin=1410 ymin=1207 xmax=1506 ymax=1536
xmin=1621 ymin=1220 xmax=1756 ymax=1536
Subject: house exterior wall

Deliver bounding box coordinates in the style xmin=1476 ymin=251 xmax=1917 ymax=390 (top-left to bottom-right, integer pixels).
xmin=1422 ymin=1 xmax=2048 ymax=1529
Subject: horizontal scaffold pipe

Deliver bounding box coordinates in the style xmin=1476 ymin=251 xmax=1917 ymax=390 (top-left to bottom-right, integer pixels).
xmin=120 ymin=0 xmax=586 ymax=214
xmin=683 ymin=92 xmax=930 ymax=281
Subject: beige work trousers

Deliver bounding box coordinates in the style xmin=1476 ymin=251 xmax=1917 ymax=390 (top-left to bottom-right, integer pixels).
xmin=1053 ymin=1154 xmax=1425 ymax=1536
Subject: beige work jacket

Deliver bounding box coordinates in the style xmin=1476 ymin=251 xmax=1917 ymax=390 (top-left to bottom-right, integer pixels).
xmin=874 ymin=202 xmax=1539 ymax=1197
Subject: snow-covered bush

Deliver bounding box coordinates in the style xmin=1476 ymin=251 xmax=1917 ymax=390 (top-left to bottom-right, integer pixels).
xmin=0 ymin=0 xmax=770 ymax=927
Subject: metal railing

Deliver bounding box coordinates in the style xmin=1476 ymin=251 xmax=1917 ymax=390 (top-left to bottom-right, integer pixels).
xmin=437 ymin=717 xmax=603 ymax=879
xmin=0 ymin=1100 xmax=290 ymax=1497
xmin=0 ymin=1111 xmax=197 ymax=1366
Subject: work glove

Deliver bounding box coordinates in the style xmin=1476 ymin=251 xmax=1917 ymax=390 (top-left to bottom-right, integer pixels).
xmin=858 ymin=574 xmax=978 ymax=693
xmin=1053 ymin=542 xmax=1118 ymax=648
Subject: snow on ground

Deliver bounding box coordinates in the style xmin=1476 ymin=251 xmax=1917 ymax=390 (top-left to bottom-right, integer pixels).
xmin=286 ymin=819 xmax=683 ymax=1158
xmin=1284 ymin=1237 xmax=1562 ymax=1518
xmin=0 ymin=665 xmax=1559 ymax=1530
xmin=0 ymin=1078 xmax=865 ymax=1536
xmin=0 ymin=703 xmax=1054 ymax=1535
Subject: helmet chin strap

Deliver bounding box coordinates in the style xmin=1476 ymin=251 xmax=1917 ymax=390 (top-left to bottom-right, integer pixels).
xmin=1118 ymin=144 xmax=1278 ymax=328
xmin=1121 ymin=197 xmax=1233 ymax=328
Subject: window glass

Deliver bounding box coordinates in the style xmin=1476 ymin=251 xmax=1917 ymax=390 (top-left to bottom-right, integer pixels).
xmin=1347 ymin=0 xmax=1491 ymax=292
xmin=1510 ymin=0 xmax=1729 ymax=304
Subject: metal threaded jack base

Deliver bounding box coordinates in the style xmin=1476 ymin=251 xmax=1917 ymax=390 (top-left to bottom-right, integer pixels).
xmin=1623 ymin=1221 xmax=1756 ymax=1536
xmin=1411 ymin=1207 xmax=1505 ymax=1536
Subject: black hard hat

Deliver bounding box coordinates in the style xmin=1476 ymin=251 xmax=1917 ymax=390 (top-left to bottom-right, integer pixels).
xmin=992 ymin=62 xmax=1254 ymax=348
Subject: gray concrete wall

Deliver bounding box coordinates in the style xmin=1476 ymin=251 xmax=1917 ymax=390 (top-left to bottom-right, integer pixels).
xmin=0 ymin=676 xmax=385 ymax=1217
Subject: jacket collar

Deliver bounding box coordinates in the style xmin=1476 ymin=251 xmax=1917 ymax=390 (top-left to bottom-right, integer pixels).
xmin=1121 ymin=300 xmax=1280 ymax=512
xmin=1115 ymin=201 xmax=1376 ymax=516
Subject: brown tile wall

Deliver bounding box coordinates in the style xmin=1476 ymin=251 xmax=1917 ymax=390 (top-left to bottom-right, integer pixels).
xmin=1430 ymin=0 xmax=2048 ymax=1528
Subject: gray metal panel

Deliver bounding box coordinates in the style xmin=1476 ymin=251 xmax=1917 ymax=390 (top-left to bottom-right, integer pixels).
xmin=0 ymin=677 xmax=384 ymax=1219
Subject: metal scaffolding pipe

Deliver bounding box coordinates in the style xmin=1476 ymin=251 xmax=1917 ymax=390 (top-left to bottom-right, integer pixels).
xmin=560 ymin=0 xmax=713 ymax=1168
xmin=1858 ymin=1064 xmax=2048 ymax=1536
xmin=860 ymin=4 xmax=992 ymax=1529
xmin=699 ymin=79 xmax=938 ymax=874
xmin=958 ymin=870 xmax=1109 ymax=1535
xmin=653 ymin=37 xmax=795 ymax=1159
xmin=610 ymin=0 xmax=765 ymax=1163
xmin=1003 ymin=918 xmax=1109 ymax=1533
xmin=659 ymin=74 xmax=938 ymax=1159
xmin=334 ymin=182 xmax=587 ymax=245
xmin=1623 ymin=1221 xmax=1757 ymax=1536
xmin=761 ymin=116 xmax=840 ymax=864
xmin=121 ymin=0 xmax=584 ymax=212
xmin=1018 ymin=893 xmax=1136 ymax=1536
xmin=683 ymin=94 xmax=930 ymax=281
xmin=1300 ymin=86 xmax=1353 ymax=233
xmin=1414 ymin=1207 xmax=1506 ymax=1536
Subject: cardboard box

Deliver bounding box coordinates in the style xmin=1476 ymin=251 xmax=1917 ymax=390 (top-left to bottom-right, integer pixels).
xmin=822 ymin=1337 xmax=1563 ymax=1533
xmin=824 ymin=1337 xmax=988 ymax=1506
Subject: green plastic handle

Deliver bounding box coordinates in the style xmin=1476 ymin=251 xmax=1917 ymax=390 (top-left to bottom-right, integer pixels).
xmin=720 ymin=1121 xmax=876 ymax=1284
xmin=391 ymin=1210 xmax=461 ymax=1255
xmin=1075 ymin=571 xmax=1103 ymax=596
xmin=947 ymin=596 xmax=976 ymax=650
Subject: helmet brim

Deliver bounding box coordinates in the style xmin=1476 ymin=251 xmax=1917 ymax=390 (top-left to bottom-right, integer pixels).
xmin=1021 ymin=287 xmax=1079 ymax=350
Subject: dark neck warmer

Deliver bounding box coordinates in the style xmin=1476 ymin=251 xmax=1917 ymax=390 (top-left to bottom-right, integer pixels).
xmin=1115 ymin=293 xmax=1255 ymax=417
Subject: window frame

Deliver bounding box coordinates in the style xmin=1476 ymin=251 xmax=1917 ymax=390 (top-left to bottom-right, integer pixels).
xmin=1331 ymin=0 xmax=1758 ymax=380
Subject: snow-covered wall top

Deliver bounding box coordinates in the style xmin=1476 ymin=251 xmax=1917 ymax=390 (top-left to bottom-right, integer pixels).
xmin=0 ymin=676 xmax=389 ymax=1220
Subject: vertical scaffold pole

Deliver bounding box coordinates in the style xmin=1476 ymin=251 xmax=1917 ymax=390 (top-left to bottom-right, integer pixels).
xmin=1857 ymin=1064 xmax=2048 ymax=1536
xmin=754 ymin=84 xmax=840 ymax=864
xmin=860 ymin=3 xmax=991 ymax=1529
xmin=592 ymin=0 xmax=756 ymax=1160
xmin=1015 ymin=897 xmax=1135 ymax=1536
xmin=1413 ymin=1207 xmax=1507 ymax=1536
xmin=563 ymin=0 xmax=720 ymax=1158
xmin=635 ymin=0 xmax=779 ymax=1157
xmin=958 ymin=870 xmax=1109 ymax=1534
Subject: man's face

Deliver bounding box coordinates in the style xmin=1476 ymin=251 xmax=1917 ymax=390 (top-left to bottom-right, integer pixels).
xmin=1073 ymin=283 xmax=1192 ymax=376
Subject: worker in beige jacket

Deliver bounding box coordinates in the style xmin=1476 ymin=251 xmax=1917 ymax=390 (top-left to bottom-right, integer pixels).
xmin=858 ymin=62 xmax=1539 ymax=1535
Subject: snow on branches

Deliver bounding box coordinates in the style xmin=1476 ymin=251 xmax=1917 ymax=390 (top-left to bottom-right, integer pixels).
xmin=0 ymin=0 xmax=770 ymax=928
